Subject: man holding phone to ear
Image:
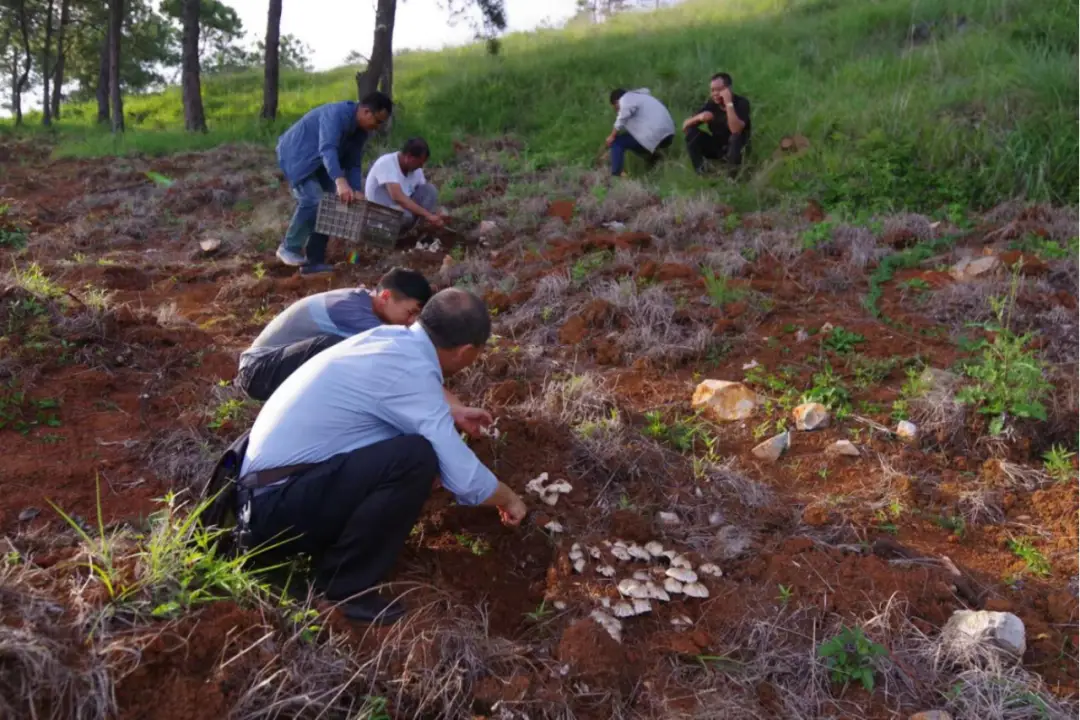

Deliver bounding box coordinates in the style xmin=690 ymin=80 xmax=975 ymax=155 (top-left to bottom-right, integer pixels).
xmin=682 ymin=72 xmax=752 ymax=175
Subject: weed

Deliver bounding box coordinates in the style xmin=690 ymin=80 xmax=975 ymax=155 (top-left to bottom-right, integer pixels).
xmin=252 ymin=262 xmax=267 ymax=280
xmin=850 ymin=355 xmax=900 ymax=390
xmin=801 ymin=221 xmax=835 ymax=250
xmin=701 ymin=267 xmax=744 ymax=306
xmin=453 ymin=532 xmax=490 ymax=556
xmin=821 ymin=326 xmax=865 ymax=355
xmin=801 ymin=366 xmax=852 ymax=416
xmin=898 ymin=277 xmax=931 ymax=294
xmin=0 ymin=383 xmax=62 ymax=435
xmin=1043 ymin=445 xmax=1076 ymax=484
xmin=525 ymin=599 xmax=554 ymax=622
xmin=207 ymin=398 xmax=254 ymax=431
xmin=936 ymin=514 xmax=966 ymax=539
xmin=11 ymin=263 xmax=65 ymax=299
xmin=1008 ymin=537 xmax=1051 ymax=577
xmin=817 ymin=625 xmax=887 ymax=692
xmin=570 ymin=251 xmax=611 ymax=284
xmin=642 ymin=410 xmax=703 ymax=452
xmin=777 ymin=584 xmax=793 ymax=606
xmin=1009 ymin=233 xmax=1073 ymax=261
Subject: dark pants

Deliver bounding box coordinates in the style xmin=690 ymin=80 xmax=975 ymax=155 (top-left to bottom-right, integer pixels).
xmin=236 ymin=334 xmax=344 ymax=402
xmin=248 ymin=435 xmax=438 ymax=601
xmin=685 ymin=126 xmax=749 ymax=173
xmin=284 ymin=167 xmax=335 ymax=263
xmin=610 ymin=133 xmax=673 ymax=176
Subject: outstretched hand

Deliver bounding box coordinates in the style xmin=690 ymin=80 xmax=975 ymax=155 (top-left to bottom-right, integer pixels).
xmin=498 ymin=494 xmax=528 ymax=526
xmin=451 ymin=405 xmax=494 ymax=439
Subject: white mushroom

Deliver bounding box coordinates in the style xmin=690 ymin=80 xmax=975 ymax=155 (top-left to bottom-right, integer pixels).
xmin=644 ymin=582 xmax=670 ymax=602
xmin=699 ymin=563 xmax=723 ymax=578
xmin=627 ymin=544 xmax=652 ymax=562
xmin=613 ymin=540 xmax=628 ymax=548
xmin=540 ymin=493 xmax=560 ymax=507
xmin=553 ymin=600 xmax=567 ymax=610
xmin=644 ymin=541 xmax=666 ymax=557
xmin=589 ymin=609 xmax=623 ymax=642
xmin=631 ymin=598 xmax=652 ymax=615
xmin=543 ymin=520 xmax=564 ymax=533
xmin=572 ymin=558 xmax=586 ymax=574
xmin=548 ymin=480 xmax=573 ymax=494
xmin=662 ymin=549 xmax=677 ymax=560
xmin=610 ymin=546 xmax=632 ymax=562
xmin=571 ymin=542 xmax=582 ymax=554
xmin=617 ymin=579 xmax=649 ymax=599
xmin=569 ymin=546 xmax=584 ymax=561
xmin=666 ymin=567 xmax=698 ymax=583
xmin=612 ymin=601 xmax=636 ymax=618
xmin=601 ymin=540 xmax=613 ymax=548
xmin=599 ymin=597 xmax=611 ymax=608
xmin=633 ymin=570 xmax=651 ymax=581
xmin=683 ymin=582 xmax=710 ymax=598
xmin=597 ymin=565 xmax=616 ymax=577
xmin=664 ymin=577 xmax=684 ymax=594
xmin=670 ymin=615 xmax=693 ymax=628
xmin=588 ymin=546 xmax=602 ymax=559
xmin=525 ymin=473 xmax=550 ymax=494
xmin=670 ymin=554 xmax=693 ymax=569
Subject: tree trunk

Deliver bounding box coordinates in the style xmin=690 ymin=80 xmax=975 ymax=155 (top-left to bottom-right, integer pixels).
xmin=13 ymin=0 xmax=32 ymax=126
xmin=42 ymin=0 xmax=54 ymax=126
xmin=96 ymin=24 xmax=109 ymax=124
xmin=260 ymin=0 xmax=282 ymax=120
xmin=180 ymin=0 xmax=205 ymax=131
xmin=354 ymin=0 xmax=395 ymax=100
xmin=108 ymin=0 xmax=123 ymax=132
xmin=51 ymin=0 xmax=70 ymax=118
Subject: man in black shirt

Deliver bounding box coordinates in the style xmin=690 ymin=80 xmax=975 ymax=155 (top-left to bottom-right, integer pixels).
xmin=681 ymin=72 xmax=752 ymax=174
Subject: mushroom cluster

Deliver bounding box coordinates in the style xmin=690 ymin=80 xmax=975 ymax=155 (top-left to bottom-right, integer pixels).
xmin=525 ymin=473 xmax=573 ymax=506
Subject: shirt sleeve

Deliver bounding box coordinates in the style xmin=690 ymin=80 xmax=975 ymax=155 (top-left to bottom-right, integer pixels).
xmin=375 ymin=376 xmax=498 ymax=506
xmin=318 ymin=107 xmax=348 ymax=181
xmin=613 ymin=95 xmax=637 ymax=131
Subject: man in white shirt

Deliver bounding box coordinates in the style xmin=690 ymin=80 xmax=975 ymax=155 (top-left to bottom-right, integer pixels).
xmin=605 ymin=88 xmax=676 ymax=177
xmin=364 ymin=137 xmax=444 ymax=231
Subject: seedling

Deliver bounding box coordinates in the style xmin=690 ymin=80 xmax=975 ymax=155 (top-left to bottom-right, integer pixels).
xmin=453 ymin=532 xmax=491 ymax=556
xmin=821 ymin=326 xmax=865 ymax=355
xmin=801 ymin=221 xmax=835 ymax=250
xmin=777 ymin=584 xmax=793 ymax=606
xmin=1007 ymin=537 xmax=1051 ymax=577
xmin=252 ymin=262 xmax=267 ymax=280
xmin=936 ymin=514 xmax=966 ymax=539
xmin=570 ymin=251 xmax=611 ymax=284
xmin=525 ymin=599 xmax=554 ymax=622
xmin=701 ymin=267 xmax=745 ymax=306
xmin=818 ymin=625 xmax=887 ymax=692
xmin=1043 ymin=445 xmax=1076 ymax=484
xmin=289 ymin=608 xmax=323 ymax=644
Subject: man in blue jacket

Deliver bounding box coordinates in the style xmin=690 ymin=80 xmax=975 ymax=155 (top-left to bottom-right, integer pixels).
xmin=275 ymin=92 xmax=393 ymax=275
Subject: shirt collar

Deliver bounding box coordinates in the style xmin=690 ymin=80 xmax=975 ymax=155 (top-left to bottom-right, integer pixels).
xmin=409 ymin=323 xmax=443 ymax=383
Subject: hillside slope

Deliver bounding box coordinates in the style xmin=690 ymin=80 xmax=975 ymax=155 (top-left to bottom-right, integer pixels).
xmin=19 ymin=0 xmax=1080 ymax=211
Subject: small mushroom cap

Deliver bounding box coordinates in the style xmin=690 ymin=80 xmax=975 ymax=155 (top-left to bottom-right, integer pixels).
xmin=663 ymin=577 xmax=684 ymax=594
xmin=617 ymin=578 xmax=643 ymax=596
xmin=571 ymin=543 xmax=581 ymax=553
xmin=588 ymin=546 xmax=603 ymax=559
xmin=645 ymin=582 xmax=671 ymax=602
xmin=548 ymin=480 xmax=573 ymax=494
xmin=699 ymin=563 xmax=722 ymax=577
xmin=671 ymin=615 xmax=693 ymax=627
xmin=612 ymin=601 xmax=636 ymax=618
xmin=666 ymin=567 xmax=698 ymax=583
xmin=662 ymin=549 xmax=678 ymax=560
xmin=631 ymin=598 xmax=652 ymax=615
xmin=610 ymin=547 xmax=632 ymax=561
xmin=683 ymin=582 xmax=710 ymax=598
xmin=540 ymin=493 xmax=560 ymax=506
xmin=633 ymin=570 xmax=651 ymax=581
xmin=670 ymin=554 xmax=693 ymax=569
xmin=597 ymin=565 xmax=616 ymax=577
xmin=645 ymin=541 xmax=666 ymax=557
xmin=554 ymin=600 xmax=567 ymax=610
xmin=544 ymin=520 xmax=564 ymax=532
xmin=627 ymin=545 xmax=652 ymax=561
xmin=572 ymin=558 xmax=587 ymax=573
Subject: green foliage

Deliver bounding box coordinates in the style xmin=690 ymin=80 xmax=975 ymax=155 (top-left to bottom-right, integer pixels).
xmin=0 ymin=382 xmax=62 ymax=435
xmin=777 ymin=584 xmax=793 ymax=606
xmin=850 ymin=355 xmax=900 ymax=390
xmin=801 ymin=366 xmax=852 ymax=416
xmin=525 ymin=599 xmax=554 ymax=621
xmin=800 ymin=221 xmax=835 ymax=250
xmin=818 ymin=626 xmax=888 ymax=692
xmin=570 ymin=251 xmax=612 ymax=284
xmin=821 ymin=326 xmax=865 ymax=355
xmin=454 ymin=532 xmax=491 ymax=556
xmin=11 ymin=263 xmax=65 ymax=299
xmin=701 ymin=267 xmax=745 ymax=306
xmin=642 ymin=410 xmax=705 ymax=452
xmin=1007 ymin=537 xmax=1052 ymax=577
xmin=207 ymin=397 xmax=255 ymax=431
xmin=1043 ymin=445 xmax=1077 ymax=484
xmin=1009 ymin=233 xmax=1074 ymax=261
xmin=864 ymin=235 xmax=959 ymax=318
xmin=936 ymin=514 xmax=966 ymax=538
xmin=0 ymin=204 xmax=28 ymax=249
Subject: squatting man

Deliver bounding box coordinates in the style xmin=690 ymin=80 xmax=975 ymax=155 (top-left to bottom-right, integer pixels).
xmin=233 ymin=288 xmax=528 ymax=624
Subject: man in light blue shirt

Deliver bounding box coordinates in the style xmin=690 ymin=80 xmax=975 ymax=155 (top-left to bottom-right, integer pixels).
xmin=241 ymin=288 xmax=528 ymax=624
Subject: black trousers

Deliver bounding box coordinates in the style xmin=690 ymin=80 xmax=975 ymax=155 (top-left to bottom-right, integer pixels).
xmin=685 ymin=126 xmax=749 ymax=172
xmin=248 ymin=435 xmax=438 ymax=601
xmin=236 ymin=333 xmax=344 ymax=401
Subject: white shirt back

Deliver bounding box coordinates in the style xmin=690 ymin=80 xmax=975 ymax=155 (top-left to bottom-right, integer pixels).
xmin=364 ymin=152 xmax=426 ymax=209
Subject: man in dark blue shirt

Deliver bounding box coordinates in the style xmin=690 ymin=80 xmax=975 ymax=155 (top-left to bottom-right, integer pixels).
xmin=275 ymin=92 xmax=393 ymax=274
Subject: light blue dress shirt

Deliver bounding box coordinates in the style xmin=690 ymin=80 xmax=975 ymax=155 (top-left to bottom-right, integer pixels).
xmin=240 ymin=323 xmax=498 ymax=506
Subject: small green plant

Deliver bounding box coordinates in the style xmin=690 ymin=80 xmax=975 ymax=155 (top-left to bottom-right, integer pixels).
xmin=0 ymin=203 xmax=28 ymax=249
xmin=850 ymin=355 xmax=900 ymax=390
xmin=821 ymin=326 xmax=865 ymax=355
xmin=454 ymin=532 xmax=490 ymax=556
xmin=898 ymin=277 xmax=931 ymax=294
xmin=1007 ymin=537 xmax=1051 ymax=577
xmin=777 ymin=584 xmax=793 ymax=606
xmin=1009 ymin=233 xmax=1072 ymax=261
xmin=1043 ymin=445 xmax=1077 ymax=484
xmin=12 ymin=263 xmax=65 ymax=299
xmin=252 ymin=262 xmax=267 ymax=280
xmin=288 ymin=607 xmax=323 ymax=643
xmin=701 ymin=267 xmax=745 ymax=306
xmin=936 ymin=514 xmax=966 ymax=539
xmin=0 ymin=384 xmax=62 ymax=435
xmin=817 ymin=625 xmax=888 ymax=692
xmin=570 ymin=251 xmax=611 ymax=284
xmin=801 ymin=366 xmax=852 ymax=416
xmin=358 ymin=696 xmax=391 ymax=720
xmin=525 ymin=599 xmax=554 ymax=621
xmin=642 ymin=410 xmax=702 ymax=452
xmin=801 ymin=221 xmax=835 ymax=250
xmin=207 ymin=398 xmax=253 ymax=431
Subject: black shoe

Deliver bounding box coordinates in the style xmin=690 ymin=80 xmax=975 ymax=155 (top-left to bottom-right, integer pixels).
xmin=338 ymin=594 xmax=406 ymax=625
xmin=299 ymin=262 xmax=334 ymax=276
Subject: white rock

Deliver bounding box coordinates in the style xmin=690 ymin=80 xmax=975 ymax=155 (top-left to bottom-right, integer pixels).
xmin=198 ymin=237 xmax=221 ymax=253
xmin=826 ymin=440 xmax=861 ymax=457
xmin=950 ymin=255 xmax=1002 ymax=282
xmin=664 ymin=577 xmax=684 ymax=594
xmin=821 ymin=322 xmax=834 ymax=333
xmin=612 ymin=601 xmax=636 ymax=618
xmin=618 ymin=579 xmax=649 ymax=599
xmin=670 ymin=554 xmax=693 ymax=569
xmin=611 ymin=546 xmax=632 ymax=562
xmin=942 ymin=610 xmax=1026 ymax=659
xmin=692 ymin=380 xmax=758 ymax=421
xmin=896 ymin=420 xmax=918 ymax=441
xmin=572 ymin=558 xmax=587 ymax=574
xmin=699 ymin=563 xmax=723 ymax=578
xmin=632 ymin=598 xmax=652 ymax=615
xmin=597 ymin=565 xmax=616 ymax=577
xmin=645 ymin=541 xmax=666 ymax=557
xmin=657 ymin=511 xmax=682 ymax=527
xmin=795 ymin=329 xmax=810 ymax=343
xmin=752 ymin=430 xmax=790 ymax=463
xmin=683 ymin=582 xmax=710 ymax=599
xmin=633 ymin=570 xmax=651 ymax=581
xmin=666 ymin=567 xmax=698 ymax=583
xmin=627 ymin=544 xmax=652 ymax=561
xmin=793 ymin=402 xmax=830 ymax=431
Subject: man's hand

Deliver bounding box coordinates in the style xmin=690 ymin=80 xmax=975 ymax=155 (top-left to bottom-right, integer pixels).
xmin=426 ymin=214 xmax=446 ymax=229
xmin=717 ymin=87 xmax=734 ymax=106
xmin=682 ymin=116 xmax=698 ymax=132
xmin=605 ymin=132 xmax=617 ymax=148
xmin=497 ymin=493 xmax=528 ymax=527
xmin=335 ymin=177 xmax=357 ymax=204
xmin=451 ymin=405 xmax=494 ymax=439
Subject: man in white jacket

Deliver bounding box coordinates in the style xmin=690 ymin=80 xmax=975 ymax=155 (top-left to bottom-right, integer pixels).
xmin=605 ymin=88 xmax=676 ymax=177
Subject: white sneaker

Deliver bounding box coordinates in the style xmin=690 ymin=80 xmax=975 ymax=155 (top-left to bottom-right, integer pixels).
xmin=275 ymin=246 xmax=305 ymax=266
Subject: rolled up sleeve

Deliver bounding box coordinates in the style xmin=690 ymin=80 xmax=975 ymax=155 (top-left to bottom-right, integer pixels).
xmin=613 ymin=96 xmax=637 ymax=131
xmin=376 ymin=379 xmax=498 ymax=506
xmin=318 ymin=109 xmax=348 ymax=181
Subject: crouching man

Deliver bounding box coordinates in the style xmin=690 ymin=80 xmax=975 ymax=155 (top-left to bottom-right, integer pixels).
xmin=238 ymin=288 xmax=529 ymax=624
xmin=605 ymin=88 xmax=676 ymax=177
xmin=235 ymin=267 xmax=432 ymax=401
xmin=364 ymin=137 xmax=444 ymax=232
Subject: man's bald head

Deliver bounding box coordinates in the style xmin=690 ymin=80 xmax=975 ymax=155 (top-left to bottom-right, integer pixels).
xmin=418 ymin=288 xmax=491 ymax=350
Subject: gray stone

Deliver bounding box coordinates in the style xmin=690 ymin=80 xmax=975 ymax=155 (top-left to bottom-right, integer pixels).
xmin=17 ymin=507 xmax=40 ymax=522
xmin=950 ymin=255 xmax=1002 ymax=282
xmin=793 ymin=402 xmax=830 ymax=431
xmin=826 ymin=440 xmax=861 ymax=457
xmin=942 ymin=610 xmax=1026 ymax=659
xmin=751 ymin=431 xmax=790 ymax=463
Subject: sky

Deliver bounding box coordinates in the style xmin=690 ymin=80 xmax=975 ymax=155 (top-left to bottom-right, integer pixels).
xmin=227 ymin=0 xmax=582 ymax=71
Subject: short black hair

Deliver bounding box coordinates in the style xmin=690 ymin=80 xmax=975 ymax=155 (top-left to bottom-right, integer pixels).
xmin=401 ymin=137 xmax=430 ymax=159
xmin=610 ymin=88 xmax=627 ymax=105
xmin=377 ymin=267 xmax=432 ymax=305
xmin=360 ymin=91 xmax=393 ymax=116
xmin=419 ymin=288 xmax=491 ymax=349
xmin=711 ymin=72 xmax=733 ymax=88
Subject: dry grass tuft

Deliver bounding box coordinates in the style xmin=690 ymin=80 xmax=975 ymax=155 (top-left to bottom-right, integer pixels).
xmin=144 ymin=426 xmax=225 ymax=489
xmin=593 ymin=278 xmax=711 ymax=364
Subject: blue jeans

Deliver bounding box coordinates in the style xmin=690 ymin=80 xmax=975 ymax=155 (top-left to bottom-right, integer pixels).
xmin=283 ymin=168 xmax=335 ymax=263
xmin=610 ymin=133 xmax=672 ymax=176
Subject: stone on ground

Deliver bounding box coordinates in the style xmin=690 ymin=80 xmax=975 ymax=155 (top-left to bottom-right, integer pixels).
xmin=656 ymin=511 xmax=682 ymax=527
xmin=950 ymin=255 xmax=1002 ymax=282
xmin=942 ymin=610 xmax=1026 ymax=659
xmin=691 ymin=380 xmax=757 ymax=421
xmin=895 ymin=420 xmax=918 ymax=441
xmin=793 ymin=402 xmax=830 ymax=431
xmin=825 ymin=440 xmax=861 ymax=457
xmin=752 ymin=431 xmax=790 ymax=462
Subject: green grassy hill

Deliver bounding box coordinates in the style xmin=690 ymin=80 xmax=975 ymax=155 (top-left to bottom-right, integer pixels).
xmin=9 ymin=0 xmax=1079 ymax=212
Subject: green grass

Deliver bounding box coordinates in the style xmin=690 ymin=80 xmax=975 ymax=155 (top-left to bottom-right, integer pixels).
xmin=2 ymin=0 xmax=1077 ymax=212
